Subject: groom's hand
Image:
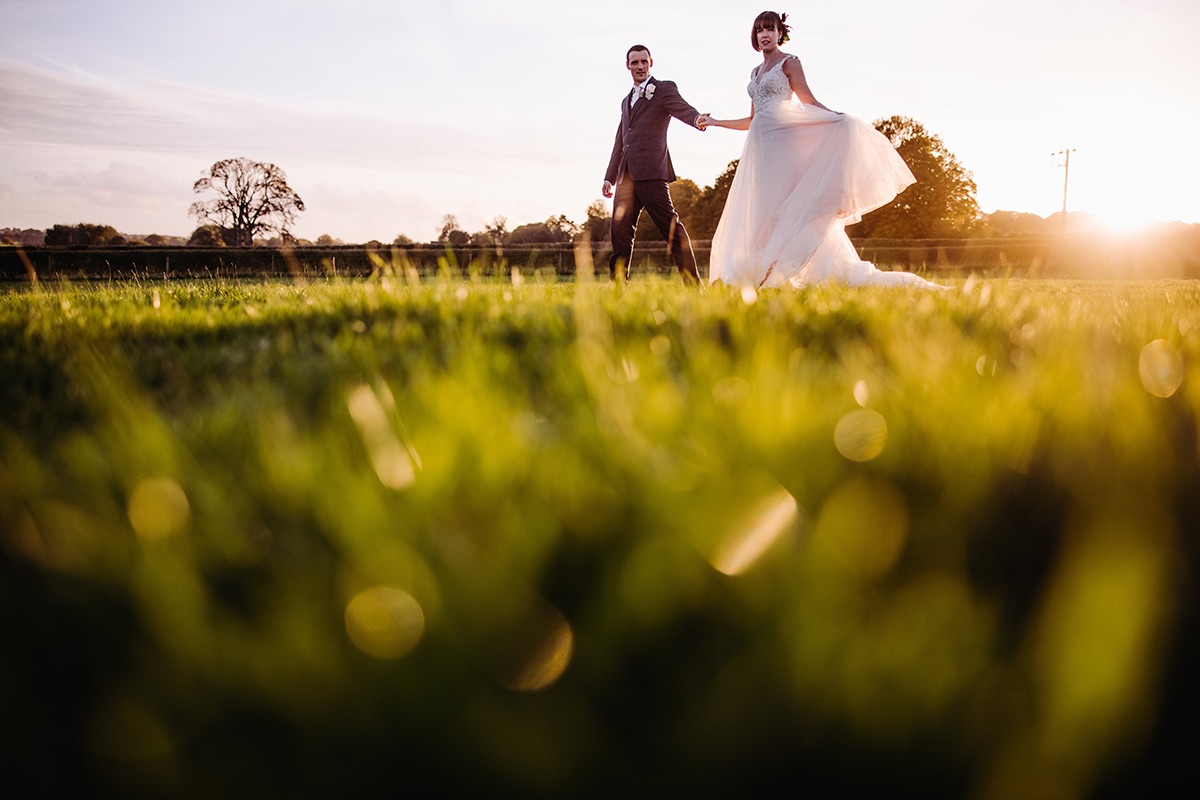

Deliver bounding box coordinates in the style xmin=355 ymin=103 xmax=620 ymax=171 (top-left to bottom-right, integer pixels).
xmin=602 ymin=181 xmax=614 ymax=198
xmin=696 ymin=114 xmax=710 ymax=130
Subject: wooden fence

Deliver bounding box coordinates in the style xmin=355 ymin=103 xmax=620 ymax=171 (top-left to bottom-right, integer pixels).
xmin=3 ymin=235 xmax=1198 ymax=282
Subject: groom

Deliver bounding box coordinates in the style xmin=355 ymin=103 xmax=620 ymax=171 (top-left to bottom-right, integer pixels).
xmin=603 ymin=44 xmax=705 ymax=285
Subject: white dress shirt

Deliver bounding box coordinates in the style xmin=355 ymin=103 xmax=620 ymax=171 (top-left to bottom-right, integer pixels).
xmin=629 ymin=77 xmax=651 ymax=108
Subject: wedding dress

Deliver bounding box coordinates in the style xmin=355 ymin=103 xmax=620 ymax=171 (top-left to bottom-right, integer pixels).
xmin=708 ymin=55 xmax=937 ymax=289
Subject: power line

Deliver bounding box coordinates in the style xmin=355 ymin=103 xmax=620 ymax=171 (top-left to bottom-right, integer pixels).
xmin=1052 ymin=148 xmax=1076 ymax=229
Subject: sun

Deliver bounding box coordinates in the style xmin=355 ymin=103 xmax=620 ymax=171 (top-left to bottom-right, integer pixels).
xmin=1061 ymin=175 xmax=1162 ymax=235
xmin=1059 ymin=149 xmax=1197 ymax=232
xmin=1090 ymin=208 xmax=1157 ymax=235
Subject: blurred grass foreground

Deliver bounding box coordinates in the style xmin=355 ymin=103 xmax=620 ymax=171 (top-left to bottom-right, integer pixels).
xmin=2 ymin=274 xmax=1199 ymax=798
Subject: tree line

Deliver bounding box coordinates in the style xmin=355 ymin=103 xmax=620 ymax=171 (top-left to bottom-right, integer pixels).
xmin=4 ymin=116 xmax=1194 ymax=251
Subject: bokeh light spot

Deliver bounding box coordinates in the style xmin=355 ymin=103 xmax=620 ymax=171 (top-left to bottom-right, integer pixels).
xmin=1138 ymin=339 xmax=1184 ymax=398
xmin=834 ymin=409 xmax=888 ymax=462
xmin=345 ymin=587 xmax=425 ymax=660
xmin=127 ymin=478 xmax=190 ymax=540
xmin=483 ymin=598 xmax=577 ymax=693
xmin=505 ymin=613 xmax=574 ymax=693
xmin=976 ymin=354 xmax=997 ymax=376
xmin=712 ymin=489 xmax=798 ymax=576
xmin=852 ymin=379 xmax=870 ymax=407
xmin=811 ymin=478 xmax=909 ymax=580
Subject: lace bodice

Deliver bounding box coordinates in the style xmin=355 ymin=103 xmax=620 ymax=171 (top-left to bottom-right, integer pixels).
xmin=747 ymin=55 xmax=795 ymax=112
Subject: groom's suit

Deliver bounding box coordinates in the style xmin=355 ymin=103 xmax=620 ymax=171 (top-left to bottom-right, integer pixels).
xmin=604 ymin=77 xmax=702 ymax=283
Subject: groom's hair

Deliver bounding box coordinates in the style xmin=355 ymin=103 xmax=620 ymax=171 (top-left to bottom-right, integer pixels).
xmin=626 ymin=44 xmax=651 ymax=62
xmin=751 ymin=11 xmax=791 ymax=50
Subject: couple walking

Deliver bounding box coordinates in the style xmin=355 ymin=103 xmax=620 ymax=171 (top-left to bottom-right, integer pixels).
xmin=604 ymin=10 xmax=938 ymax=289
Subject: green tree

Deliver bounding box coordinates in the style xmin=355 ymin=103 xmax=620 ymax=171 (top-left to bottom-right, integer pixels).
xmin=688 ymin=160 xmax=739 ymax=242
xmin=471 ymin=216 xmax=510 ymax=247
xmin=582 ymin=200 xmax=611 ymax=245
xmin=0 ymin=228 xmax=46 ymax=246
xmin=44 ymin=223 xmax=124 ymax=247
xmin=849 ymin=116 xmax=980 ymax=239
xmin=634 ymin=178 xmax=703 ymax=244
xmin=188 ymin=225 xmax=232 ymax=247
xmin=983 ymin=211 xmax=1051 ymax=237
xmin=547 ymin=214 xmax=580 ymax=241
xmin=670 ymin=178 xmax=703 ymax=228
xmin=190 ymin=157 xmax=305 ymax=247
xmin=508 ymin=216 xmax=578 ymax=246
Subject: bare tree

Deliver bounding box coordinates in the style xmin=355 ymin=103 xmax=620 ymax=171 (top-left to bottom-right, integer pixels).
xmin=484 ymin=216 xmax=510 ymax=246
xmin=436 ymin=214 xmax=469 ymax=246
xmin=190 ymin=158 xmax=305 ymax=247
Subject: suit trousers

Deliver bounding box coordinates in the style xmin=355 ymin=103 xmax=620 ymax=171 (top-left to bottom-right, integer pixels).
xmin=609 ymin=178 xmax=700 ymax=284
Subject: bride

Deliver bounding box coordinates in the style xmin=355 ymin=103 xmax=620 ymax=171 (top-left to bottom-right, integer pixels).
xmin=700 ymin=11 xmax=940 ymax=289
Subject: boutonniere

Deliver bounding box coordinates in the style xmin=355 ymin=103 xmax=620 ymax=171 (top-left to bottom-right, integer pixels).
xmin=644 ymin=83 xmax=656 ymax=100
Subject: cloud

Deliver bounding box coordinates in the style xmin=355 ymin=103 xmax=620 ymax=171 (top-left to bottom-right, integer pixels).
xmin=0 ymin=60 xmax=460 ymax=164
xmin=1 ymin=157 xmax=190 ymax=233
xmin=0 ymin=54 xmax=617 ymax=239
xmin=1 ymin=62 xmax=173 ymax=148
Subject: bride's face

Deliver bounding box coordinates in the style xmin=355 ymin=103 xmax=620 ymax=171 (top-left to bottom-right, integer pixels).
xmin=756 ymin=25 xmax=780 ymax=52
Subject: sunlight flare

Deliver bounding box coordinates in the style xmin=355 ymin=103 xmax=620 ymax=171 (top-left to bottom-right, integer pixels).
xmin=346 ymin=381 xmax=420 ymax=489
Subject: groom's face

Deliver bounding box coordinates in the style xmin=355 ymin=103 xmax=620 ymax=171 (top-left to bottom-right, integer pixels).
xmin=626 ymin=50 xmax=651 ymax=85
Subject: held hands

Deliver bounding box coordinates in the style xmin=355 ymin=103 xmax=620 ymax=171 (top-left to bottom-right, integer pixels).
xmin=605 ymin=111 xmax=717 ymax=197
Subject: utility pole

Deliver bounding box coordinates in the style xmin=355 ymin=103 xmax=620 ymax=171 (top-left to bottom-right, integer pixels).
xmin=1053 ymin=149 xmax=1076 ymax=230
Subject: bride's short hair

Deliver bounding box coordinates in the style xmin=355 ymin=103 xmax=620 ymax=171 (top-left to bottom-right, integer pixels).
xmin=751 ymin=11 xmax=790 ymax=50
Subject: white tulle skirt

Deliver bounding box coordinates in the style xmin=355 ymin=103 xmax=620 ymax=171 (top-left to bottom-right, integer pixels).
xmin=708 ymin=102 xmax=937 ymax=289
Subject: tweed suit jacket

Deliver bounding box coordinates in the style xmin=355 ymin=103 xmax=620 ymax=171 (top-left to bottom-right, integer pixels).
xmin=604 ymin=77 xmax=701 ymax=186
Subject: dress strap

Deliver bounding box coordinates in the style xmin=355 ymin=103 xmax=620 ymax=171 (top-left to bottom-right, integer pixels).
xmin=752 ymin=53 xmax=795 ymax=84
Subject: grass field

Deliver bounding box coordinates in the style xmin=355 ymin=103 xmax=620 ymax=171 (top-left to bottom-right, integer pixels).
xmin=2 ymin=274 xmax=1198 ymax=798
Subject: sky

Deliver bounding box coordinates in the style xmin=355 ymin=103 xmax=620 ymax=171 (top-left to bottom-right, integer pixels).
xmin=1 ymin=0 xmax=1198 ymax=243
